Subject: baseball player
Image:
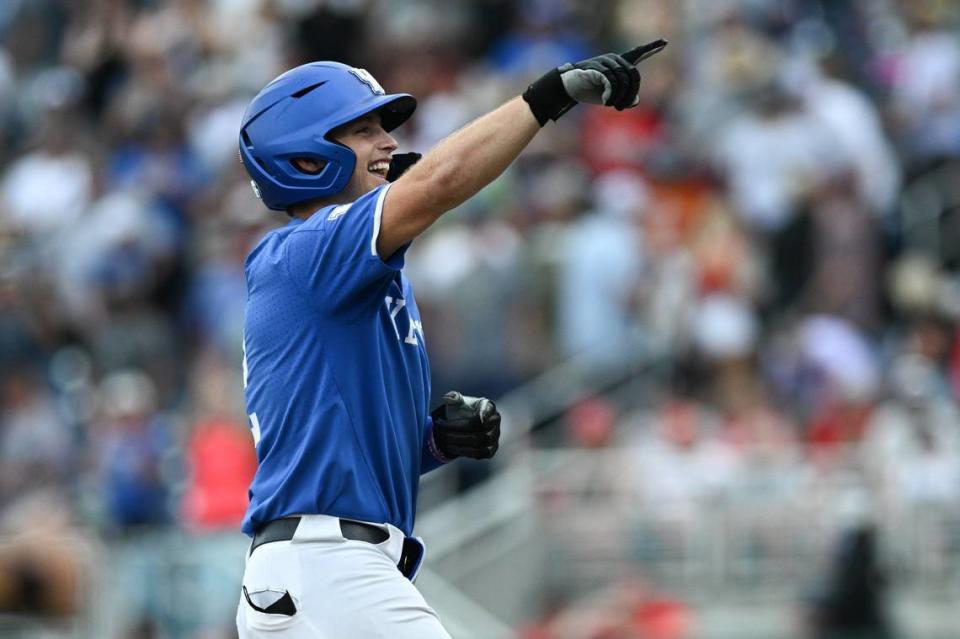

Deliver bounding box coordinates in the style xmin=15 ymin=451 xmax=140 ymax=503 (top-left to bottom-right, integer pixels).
xmin=236 ymin=41 xmax=666 ymax=638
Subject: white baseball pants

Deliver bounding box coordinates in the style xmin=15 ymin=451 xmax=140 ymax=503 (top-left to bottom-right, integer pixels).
xmin=235 ymin=514 xmax=452 ymax=638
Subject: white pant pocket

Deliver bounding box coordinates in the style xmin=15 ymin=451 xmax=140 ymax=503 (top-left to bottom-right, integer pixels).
xmin=243 ymin=586 xmax=297 ymax=616
xmin=239 ymin=542 xmax=303 ymax=632
xmin=239 ymin=587 xmax=302 ymax=633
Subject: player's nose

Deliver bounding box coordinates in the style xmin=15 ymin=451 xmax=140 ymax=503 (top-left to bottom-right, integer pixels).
xmin=377 ymin=128 xmax=398 ymax=153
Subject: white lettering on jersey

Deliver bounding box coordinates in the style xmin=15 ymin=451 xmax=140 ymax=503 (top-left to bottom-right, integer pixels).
xmin=242 ymin=338 xmax=249 ymax=388
xmin=405 ymin=319 xmax=423 ymax=345
xmin=385 ymin=295 xmax=422 ymax=345
xmin=242 ymin=335 xmax=261 ymax=446
xmin=249 ymin=412 xmax=262 ymax=446
xmin=349 ymin=67 xmax=385 ymax=95
xmin=385 ymin=296 xmax=405 ymax=339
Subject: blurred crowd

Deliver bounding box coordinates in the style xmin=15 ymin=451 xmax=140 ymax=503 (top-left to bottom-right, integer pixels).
xmin=1 ymin=0 xmax=959 ymax=636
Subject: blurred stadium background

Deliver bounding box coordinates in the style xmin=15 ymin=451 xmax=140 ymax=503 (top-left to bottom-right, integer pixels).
xmin=1 ymin=0 xmax=959 ymax=637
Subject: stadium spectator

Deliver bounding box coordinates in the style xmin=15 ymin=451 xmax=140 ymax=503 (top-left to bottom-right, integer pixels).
xmin=0 ymin=0 xmax=957 ymax=635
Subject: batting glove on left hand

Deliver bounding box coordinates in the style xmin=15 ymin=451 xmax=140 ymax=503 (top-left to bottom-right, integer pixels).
xmin=430 ymin=391 xmax=501 ymax=462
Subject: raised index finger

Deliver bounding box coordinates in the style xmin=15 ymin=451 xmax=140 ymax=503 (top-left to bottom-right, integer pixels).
xmin=621 ymin=39 xmax=668 ymax=65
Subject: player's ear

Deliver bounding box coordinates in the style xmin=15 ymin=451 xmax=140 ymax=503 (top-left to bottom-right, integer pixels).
xmin=291 ymin=158 xmax=327 ymax=175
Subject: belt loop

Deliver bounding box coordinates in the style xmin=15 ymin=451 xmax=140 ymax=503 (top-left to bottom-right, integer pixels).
xmin=398 ymin=536 xmax=426 ymax=582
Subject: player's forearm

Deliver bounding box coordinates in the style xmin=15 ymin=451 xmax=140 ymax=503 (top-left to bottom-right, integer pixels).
xmin=412 ymin=96 xmax=540 ymax=210
xmin=378 ymin=97 xmax=539 ymax=256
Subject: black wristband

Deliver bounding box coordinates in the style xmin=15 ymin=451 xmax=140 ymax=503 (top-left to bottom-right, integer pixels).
xmin=522 ymin=67 xmax=577 ymax=127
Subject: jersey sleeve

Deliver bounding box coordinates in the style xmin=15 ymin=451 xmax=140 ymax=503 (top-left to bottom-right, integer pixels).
xmin=284 ymin=184 xmax=410 ymax=314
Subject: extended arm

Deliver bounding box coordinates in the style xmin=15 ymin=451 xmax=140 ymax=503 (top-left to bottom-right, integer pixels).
xmin=378 ymin=97 xmax=539 ymax=257
xmin=377 ymin=40 xmax=667 ymax=258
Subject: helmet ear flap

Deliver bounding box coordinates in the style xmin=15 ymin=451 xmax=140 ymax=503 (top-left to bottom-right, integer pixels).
xmin=240 ymin=130 xmax=276 ymax=181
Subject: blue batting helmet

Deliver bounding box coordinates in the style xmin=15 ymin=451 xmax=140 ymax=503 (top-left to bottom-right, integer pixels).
xmin=239 ymin=62 xmax=416 ymax=211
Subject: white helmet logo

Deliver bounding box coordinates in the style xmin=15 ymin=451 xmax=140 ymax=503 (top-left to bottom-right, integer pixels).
xmin=349 ymin=67 xmax=385 ymax=96
xmin=250 ymin=180 xmax=263 ymax=200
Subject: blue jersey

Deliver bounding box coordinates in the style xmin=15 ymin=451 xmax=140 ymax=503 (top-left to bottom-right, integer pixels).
xmin=240 ymin=184 xmax=444 ymax=537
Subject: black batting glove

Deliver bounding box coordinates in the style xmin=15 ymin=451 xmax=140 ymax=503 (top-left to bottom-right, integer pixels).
xmin=386 ymin=152 xmax=421 ymax=182
xmin=522 ymin=39 xmax=668 ymax=126
xmin=429 ymin=391 xmax=501 ymax=462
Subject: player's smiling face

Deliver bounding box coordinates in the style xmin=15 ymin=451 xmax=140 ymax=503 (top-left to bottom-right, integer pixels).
xmin=330 ymin=112 xmax=398 ymax=199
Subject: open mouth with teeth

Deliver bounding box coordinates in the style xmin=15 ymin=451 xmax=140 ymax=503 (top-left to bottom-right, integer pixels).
xmin=368 ymin=160 xmax=390 ymax=179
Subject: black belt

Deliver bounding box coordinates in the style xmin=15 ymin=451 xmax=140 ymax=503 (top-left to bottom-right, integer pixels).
xmin=251 ymin=517 xmax=390 ymax=555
